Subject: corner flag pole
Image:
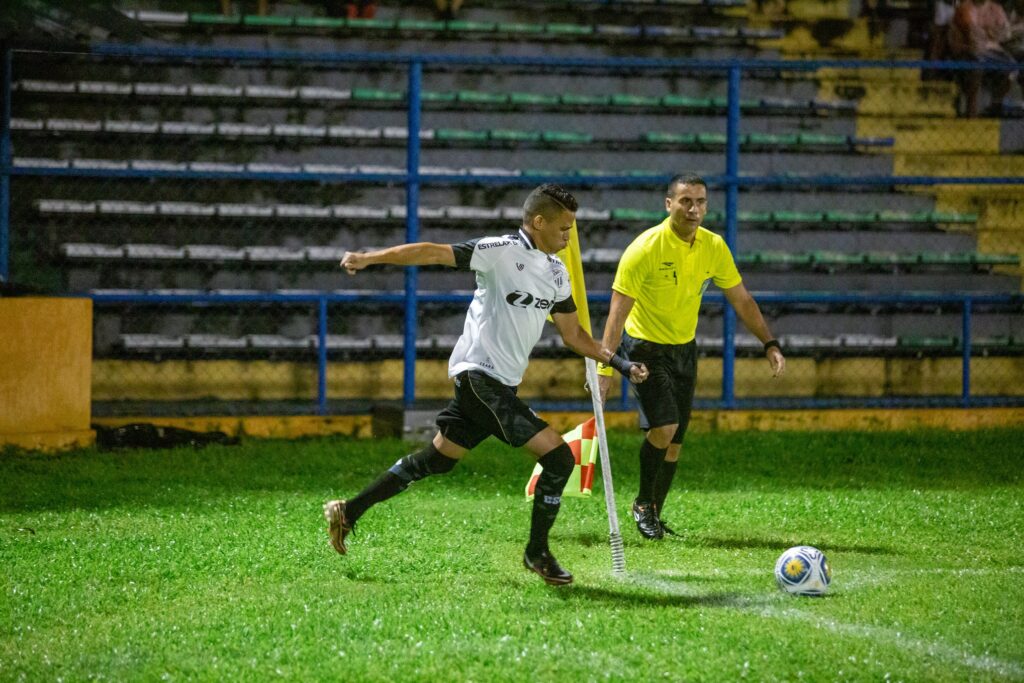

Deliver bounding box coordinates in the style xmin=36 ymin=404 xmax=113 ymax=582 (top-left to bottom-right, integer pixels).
xmin=559 ymin=221 xmax=626 ymax=575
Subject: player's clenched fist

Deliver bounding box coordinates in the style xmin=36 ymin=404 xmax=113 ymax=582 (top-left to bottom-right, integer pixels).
xmin=340 ymin=251 xmax=368 ymax=274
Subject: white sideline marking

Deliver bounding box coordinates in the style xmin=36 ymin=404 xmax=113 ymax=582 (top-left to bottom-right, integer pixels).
xmin=754 ymin=605 xmax=1024 ymax=680
xmin=627 ymin=568 xmax=1024 ymax=679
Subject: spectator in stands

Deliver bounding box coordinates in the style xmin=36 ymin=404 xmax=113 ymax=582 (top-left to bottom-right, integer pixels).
xmin=221 ymin=0 xmax=268 ymax=15
xmin=948 ymin=0 xmax=1019 ymax=116
xmin=924 ymin=0 xmax=957 ymax=80
xmin=323 ymin=184 xmax=649 ymax=586
xmin=434 ymin=0 xmax=464 ymax=21
xmin=597 ymin=173 xmax=785 ymax=541
xmin=324 ymin=0 xmax=377 ymax=18
xmin=1003 ymin=0 xmax=1024 ymax=60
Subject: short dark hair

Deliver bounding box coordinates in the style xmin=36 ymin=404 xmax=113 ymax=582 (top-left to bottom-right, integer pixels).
xmin=666 ymin=173 xmax=707 ymax=197
xmin=523 ymin=184 xmax=578 ymax=224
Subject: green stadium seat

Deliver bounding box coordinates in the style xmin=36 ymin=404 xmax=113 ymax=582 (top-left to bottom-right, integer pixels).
xmin=971 ymin=252 xmax=1020 ymax=266
xmin=644 ymin=132 xmax=697 ymax=145
xmin=756 ymin=251 xmax=813 ymax=266
xmin=496 ymin=22 xmax=545 ymax=34
xmin=929 ymin=211 xmax=979 ymax=224
xmin=919 ymin=252 xmax=974 ymax=266
xmin=697 ymin=132 xmax=727 ymax=146
xmin=436 ymin=129 xmax=489 ymax=142
xmin=446 ymin=20 xmax=497 ymax=32
xmin=661 ymin=95 xmax=714 ymax=110
xmin=541 ymin=131 xmax=593 ymax=144
xmin=737 ymin=211 xmax=773 ymax=223
xmin=347 ymin=18 xmax=396 ymax=30
xmin=796 ymin=133 xmax=849 ymax=147
xmin=611 ymin=94 xmax=661 ymax=107
xmin=295 ymin=16 xmax=347 ymax=29
xmin=745 ymin=133 xmax=798 ymax=147
xmin=877 ymin=210 xmax=933 ymax=223
xmin=509 ymin=92 xmax=560 ymax=106
xmin=975 ymin=335 xmax=1013 ymax=349
xmin=561 ymin=93 xmax=612 ymax=107
xmin=489 ymin=129 xmax=541 ymax=142
xmin=865 ymin=251 xmax=921 ymax=266
xmin=397 ymin=19 xmax=445 ymax=31
xmin=522 ymin=169 xmax=565 ymax=178
xmin=771 ymin=210 xmax=824 ymax=224
xmin=546 ymin=23 xmax=594 ymax=35
xmin=421 ymin=91 xmax=456 ymax=103
xmin=190 ymin=13 xmax=239 ymax=25
xmin=734 ymin=252 xmax=758 ymax=266
xmin=711 ymin=97 xmax=759 ymax=110
xmin=825 ymin=210 xmax=877 ymax=224
xmin=456 ymin=90 xmax=509 ymax=105
xmin=242 ymin=14 xmax=293 ymax=27
xmin=811 ymin=250 xmax=866 ymax=266
xmin=352 ymin=88 xmax=403 ymax=102
xmin=611 ymin=208 xmax=666 ymax=222
xmin=704 ymin=210 xmax=724 ymax=223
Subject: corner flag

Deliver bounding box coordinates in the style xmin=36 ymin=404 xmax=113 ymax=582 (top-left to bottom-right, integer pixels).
xmin=526 ymin=417 xmax=598 ymax=500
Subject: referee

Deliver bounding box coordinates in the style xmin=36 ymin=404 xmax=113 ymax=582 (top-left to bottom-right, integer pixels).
xmin=597 ymin=173 xmax=785 ymax=540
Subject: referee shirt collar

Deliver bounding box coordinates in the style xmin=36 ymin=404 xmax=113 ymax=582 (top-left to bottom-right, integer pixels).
xmin=518 ymin=228 xmax=537 ymax=250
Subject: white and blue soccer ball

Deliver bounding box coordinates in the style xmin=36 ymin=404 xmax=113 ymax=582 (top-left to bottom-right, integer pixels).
xmin=774 ymin=545 xmax=832 ymax=596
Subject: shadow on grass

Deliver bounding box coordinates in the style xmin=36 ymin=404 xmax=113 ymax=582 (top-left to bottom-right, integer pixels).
xmin=557 ymin=582 xmax=752 ymax=610
xmin=694 ymin=535 xmax=897 ymax=556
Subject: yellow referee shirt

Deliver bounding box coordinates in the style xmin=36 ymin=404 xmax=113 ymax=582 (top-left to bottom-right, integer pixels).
xmin=612 ymin=219 xmax=742 ymax=345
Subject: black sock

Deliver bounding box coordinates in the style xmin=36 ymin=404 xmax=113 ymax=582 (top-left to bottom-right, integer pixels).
xmin=527 ymin=443 xmax=574 ymax=557
xmin=654 ymin=459 xmax=678 ymax=516
xmin=637 ymin=439 xmax=667 ymax=503
xmin=345 ymin=443 xmax=458 ymax=524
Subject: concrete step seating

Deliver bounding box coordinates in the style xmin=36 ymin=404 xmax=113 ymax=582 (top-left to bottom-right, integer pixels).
xmin=114 ymin=331 xmax=1023 ymax=355
xmin=63 ymin=242 xmax=1017 ymax=271
xmin=123 ymin=10 xmax=782 ymax=42
xmin=10 ymin=119 xmax=890 ymax=151
xmin=39 ymin=199 xmax=977 ymax=230
xmin=13 ymin=80 xmax=857 ymax=117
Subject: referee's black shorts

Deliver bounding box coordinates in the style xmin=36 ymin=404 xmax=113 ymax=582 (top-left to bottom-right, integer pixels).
xmin=620 ymin=332 xmax=697 ymax=445
xmin=436 ymin=370 xmax=549 ymax=450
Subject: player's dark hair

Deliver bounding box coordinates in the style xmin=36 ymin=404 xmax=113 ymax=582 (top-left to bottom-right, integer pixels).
xmin=666 ymin=173 xmax=707 ymax=197
xmin=522 ymin=184 xmax=578 ymax=224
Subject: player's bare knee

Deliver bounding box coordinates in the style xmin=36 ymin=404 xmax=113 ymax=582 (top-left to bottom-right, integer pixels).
xmin=647 ymin=424 xmax=677 ymax=449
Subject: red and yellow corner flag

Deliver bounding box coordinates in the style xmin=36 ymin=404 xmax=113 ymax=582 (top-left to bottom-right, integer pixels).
xmin=525 ymin=416 xmax=598 ymax=500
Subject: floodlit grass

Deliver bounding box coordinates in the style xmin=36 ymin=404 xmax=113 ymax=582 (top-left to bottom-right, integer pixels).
xmin=2 ymin=428 xmax=1023 ymax=681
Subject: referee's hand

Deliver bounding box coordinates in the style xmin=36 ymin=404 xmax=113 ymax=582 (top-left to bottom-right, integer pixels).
xmin=628 ymin=362 xmax=649 ymax=384
xmin=767 ymin=347 xmax=785 ymax=378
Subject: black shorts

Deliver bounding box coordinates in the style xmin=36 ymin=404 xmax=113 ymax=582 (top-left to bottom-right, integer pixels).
xmin=620 ymin=333 xmax=697 ymax=445
xmin=435 ymin=370 xmax=549 ymax=449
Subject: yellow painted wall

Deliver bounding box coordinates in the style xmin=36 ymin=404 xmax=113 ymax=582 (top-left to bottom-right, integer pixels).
xmin=1 ymin=298 xmax=95 ymax=450
xmin=92 ymin=356 xmax=1024 ymax=402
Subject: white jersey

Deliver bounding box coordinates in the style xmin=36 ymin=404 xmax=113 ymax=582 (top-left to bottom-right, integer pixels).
xmin=448 ymin=229 xmax=576 ymax=386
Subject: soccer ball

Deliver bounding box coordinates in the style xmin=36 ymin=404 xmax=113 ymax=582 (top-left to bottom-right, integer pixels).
xmin=774 ymin=545 xmax=831 ymax=596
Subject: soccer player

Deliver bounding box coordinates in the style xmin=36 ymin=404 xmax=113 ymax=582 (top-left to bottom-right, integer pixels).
xmin=324 ymin=184 xmax=648 ymax=585
xmin=597 ymin=173 xmax=785 ymax=540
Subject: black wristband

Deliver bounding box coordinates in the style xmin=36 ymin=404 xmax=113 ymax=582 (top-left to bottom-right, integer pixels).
xmin=608 ymin=353 xmax=634 ymax=377
xmin=763 ymin=339 xmax=781 ymax=353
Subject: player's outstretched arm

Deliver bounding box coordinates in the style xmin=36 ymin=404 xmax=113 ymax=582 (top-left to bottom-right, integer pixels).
xmin=723 ymin=282 xmax=786 ymax=378
xmin=552 ymin=310 xmax=648 ymax=384
xmin=340 ymin=243 xmax=456 ymax=274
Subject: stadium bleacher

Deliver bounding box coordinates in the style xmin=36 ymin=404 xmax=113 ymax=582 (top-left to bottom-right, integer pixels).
xmin=5 ymin=0 xmax=1023 ymax=410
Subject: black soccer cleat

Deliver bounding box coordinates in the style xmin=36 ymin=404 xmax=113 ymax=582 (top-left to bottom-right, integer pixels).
xmin=632 ymin=498 xmax=664 ymax=540
xmin=323 ymin=499 xmax=354 ymax=555
xmin=523 ymin=549 xmax=574 ymax=585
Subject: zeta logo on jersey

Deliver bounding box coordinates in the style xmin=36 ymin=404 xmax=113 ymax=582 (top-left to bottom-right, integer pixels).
xmin=505 ymin=290 xmax=555 ymax=310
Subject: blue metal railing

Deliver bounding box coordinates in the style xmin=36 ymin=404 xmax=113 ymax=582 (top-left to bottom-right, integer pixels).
xmin=85 ymin=290 xmax=1024 ymax=412
xmin=4 ymin=46 xmax=1024 ymax=411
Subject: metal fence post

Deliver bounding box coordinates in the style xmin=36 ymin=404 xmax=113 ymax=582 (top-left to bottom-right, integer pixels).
xmin=962 ymin=297 xmax=972 ymax=406
xmin=317 ymin=296 xmax=328 ymax=415
xmin=404 ymin=60 xmax=423 ymax=410
xmin=722 ymin=65 xmax=742 ymax=409
xmin=0 ymin=46 xmax=12 ymax=283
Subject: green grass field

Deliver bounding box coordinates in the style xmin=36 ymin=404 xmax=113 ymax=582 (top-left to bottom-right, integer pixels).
xmin=2 ymin=428 xmax=1023 ymax=681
